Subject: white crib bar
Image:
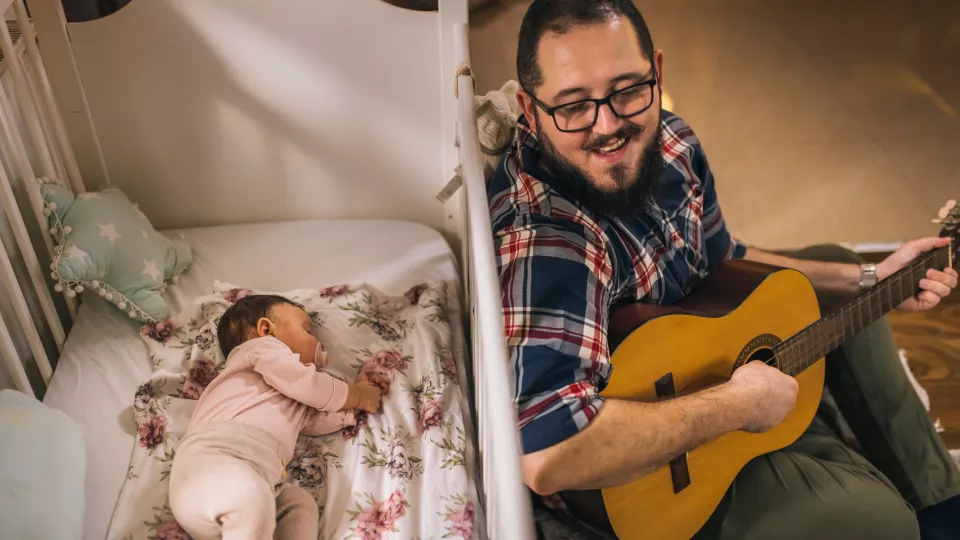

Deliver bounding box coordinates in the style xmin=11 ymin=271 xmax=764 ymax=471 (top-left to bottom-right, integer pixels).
xmin=0 ymin=16 xmax=57 ymax=180
xmin=0 ymin=84 xmax=68 ymax=349
xmin=454 ymin=22 xmax=536 ymax=540
xmin=0 ymin=304 xmax=33 ymax=396
xmin=13 ymin=0 xmax=85 ymax=193
xmin=24 ymin=58 xmax=68 ymax=183
xmin=0 ymin=227 xmax=51 ymax=384
xmin=0 ymin=10 xmax=79 ymax=330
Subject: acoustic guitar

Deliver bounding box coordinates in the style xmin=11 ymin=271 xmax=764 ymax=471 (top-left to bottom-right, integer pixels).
xmin=600 ymin=200 xmax=960 ymax=540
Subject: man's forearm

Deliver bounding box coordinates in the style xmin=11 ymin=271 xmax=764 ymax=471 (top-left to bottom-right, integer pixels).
xmin=744 ymin=247 xmax=860 ymax=297
xmin=523 ymin=383 xmax=746 ymax=494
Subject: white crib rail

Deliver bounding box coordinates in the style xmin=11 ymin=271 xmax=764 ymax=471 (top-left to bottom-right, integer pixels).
xmin=453 ymin=22 xmax=536 ymax=540
xmin=0 ymin=2 xmax=81 ymax=396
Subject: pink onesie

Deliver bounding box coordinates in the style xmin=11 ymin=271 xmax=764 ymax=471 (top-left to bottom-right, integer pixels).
xmin=187 ymin=335 xmax=355 ymax=460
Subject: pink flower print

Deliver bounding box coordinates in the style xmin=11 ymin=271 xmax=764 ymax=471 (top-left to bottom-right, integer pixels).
xmin=319 ymin=284 xmax=349 ymax=299
xmin=343 ymin=410 xmax=370 ymax=440
xmin=180 ymin=355 xmax=218 ymax=399
xmin=381 ymin=490 xmax=407 ymax=526
xmin=351 ymin=490 xmax=408 ymax=539
xmin=441 ymin=351 xmax=458 ymax=384
xmin=371 ymin=349 xmax=406 ymax=370
xmin=449 ymin=502 xmax=475 ymax=539
xmin=140 ymin=320 xmax=175 ymax=342
xmin=153 ymin=518 xmax=192 ymax=540
xmin=138 ymin=413 xmax=167 ymax=449
xmin=420 ymin=398 xmax=444 ymax=434
xmin=360 ymin=367 xmax=392 ymax=395
xmin=354 ymin=506 xmax=385 ymax=540
xmin=180 ymin=380 xmax=202 ymax=400
xmin=404 ymin=283 xmax=429 ymax=305
xmin=220 ymin=288 xmax=253 ymax=303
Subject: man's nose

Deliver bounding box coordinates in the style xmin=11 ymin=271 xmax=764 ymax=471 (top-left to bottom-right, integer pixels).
xmin=591 ymin=103 xmax=623 ymax=136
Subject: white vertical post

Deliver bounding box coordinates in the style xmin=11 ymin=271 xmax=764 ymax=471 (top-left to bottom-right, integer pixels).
xmin=23 ymin=57 xmax=68 ymax=182
xmin=0 ymin=232 xmax=52 ymax=382
xmin=0 ymin=67 xmax=74 ymax=336
xmin=0 ymin=17 xmax=57 ymax=180
xmin=439 ymin=0 xmax=468 ymax=251
xmin=13 ymin=0 xmax=85 ymax=193
xmin=0 ymin=148 xmax=65 ymax=349
xmin=454 ymin=21 xmax=535 ymax=540
xmin=22 ymin=0 xmax=110 ymax=187
xmin=0 ymin=308 xmax=34 ymax=397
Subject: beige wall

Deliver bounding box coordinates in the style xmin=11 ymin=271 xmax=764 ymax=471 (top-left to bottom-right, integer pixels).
xmin=470 ymin=0 xmax=960 ymax=250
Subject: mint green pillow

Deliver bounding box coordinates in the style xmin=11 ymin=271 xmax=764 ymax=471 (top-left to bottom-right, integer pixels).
xmin=0 ymin=389 xmax=85 ymax=540
xmin=41 ymin=182 xmax=192 ymax=322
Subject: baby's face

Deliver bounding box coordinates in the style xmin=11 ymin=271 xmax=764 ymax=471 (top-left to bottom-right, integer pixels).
xmin=265 ymin=303 xmax=320 ymax=366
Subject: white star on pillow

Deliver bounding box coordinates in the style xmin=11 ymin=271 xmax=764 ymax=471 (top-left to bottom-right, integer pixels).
xmin=142 ymin=259 xmax=161 ymax=282
xmin=99 ymin=223 xmax=121 ymax=244
xmin=64 ymin=245 xmax=88 ymax=263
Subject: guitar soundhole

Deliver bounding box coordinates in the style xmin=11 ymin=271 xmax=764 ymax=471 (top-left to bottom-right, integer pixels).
xmin=733 ymin=333 xmax=783 ymax=373
xmin=746 ymin=347 xmax=779 ymax=371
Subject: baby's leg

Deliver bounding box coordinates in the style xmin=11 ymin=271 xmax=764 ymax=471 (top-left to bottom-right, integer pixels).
xmin=170 ymin=450 xmax=277 ymax=540
xmin=275 ymin=484 xmax=320 ymax=540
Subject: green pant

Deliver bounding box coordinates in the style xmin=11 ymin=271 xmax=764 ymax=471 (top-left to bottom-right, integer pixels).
xmin=691 ymin=245 xmax=960 ymax=540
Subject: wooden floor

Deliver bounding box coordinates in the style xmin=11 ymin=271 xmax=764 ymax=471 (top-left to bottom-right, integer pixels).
xmin=890 ymin=293 xmax=960 ymax=448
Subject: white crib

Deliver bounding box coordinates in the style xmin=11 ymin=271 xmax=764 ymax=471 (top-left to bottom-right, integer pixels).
xmin=0 ymin=0 xmax=534 ymax=538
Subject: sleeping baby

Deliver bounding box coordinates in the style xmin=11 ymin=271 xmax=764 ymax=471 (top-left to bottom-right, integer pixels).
xmin=169 ymin=294 xmax=381 ymax=540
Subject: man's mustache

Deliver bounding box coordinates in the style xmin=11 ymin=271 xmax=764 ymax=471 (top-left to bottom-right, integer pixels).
xmin=582 ymin=123 xmax=646 ymax=152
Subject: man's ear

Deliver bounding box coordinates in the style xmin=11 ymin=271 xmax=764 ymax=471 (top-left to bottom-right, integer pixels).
xmin=256 ymin=317 xmax=274 ymax=337
xmin=516 ymin=88 xmax=539 ymax=134
xmin=653 ymin=49 xmax=665 ymax=92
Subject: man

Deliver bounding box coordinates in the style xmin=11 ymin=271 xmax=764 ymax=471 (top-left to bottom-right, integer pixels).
xmin=487 ymin=1 xmax=960 ymax=538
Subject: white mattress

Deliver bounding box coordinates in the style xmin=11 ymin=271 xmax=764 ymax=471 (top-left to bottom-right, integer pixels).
xmin=42 ymin=219 xmax=460 ymax=540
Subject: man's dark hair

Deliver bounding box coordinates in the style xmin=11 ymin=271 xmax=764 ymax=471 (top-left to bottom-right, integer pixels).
xmin=517 ymin=0 xmax=655 ymax=92
xmin=217 ymin=295 xmax=304 ymax=358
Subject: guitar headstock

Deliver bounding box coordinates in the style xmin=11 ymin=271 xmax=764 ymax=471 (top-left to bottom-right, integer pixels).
xmin=934 ymin=199 xmax=959 ymax=267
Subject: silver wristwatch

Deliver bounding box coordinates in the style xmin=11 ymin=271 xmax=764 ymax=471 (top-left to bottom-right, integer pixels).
xmin=859 ymin=263 xmax=878 ymax=290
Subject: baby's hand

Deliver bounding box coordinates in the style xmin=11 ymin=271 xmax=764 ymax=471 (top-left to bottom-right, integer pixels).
xmin=352 ymin=382 xmax=382 ymax=413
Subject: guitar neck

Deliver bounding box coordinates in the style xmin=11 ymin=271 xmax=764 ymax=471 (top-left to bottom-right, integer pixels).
xmin=777 ymin=246 xmax=953 ymax=376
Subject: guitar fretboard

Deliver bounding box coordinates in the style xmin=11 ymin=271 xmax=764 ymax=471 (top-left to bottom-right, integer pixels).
xmin=775 ymin=245 xmax=952 ymax=376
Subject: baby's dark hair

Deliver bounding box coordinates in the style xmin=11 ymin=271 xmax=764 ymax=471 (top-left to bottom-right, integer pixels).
xmin=217 ymin=295 xmax=304 ymax=358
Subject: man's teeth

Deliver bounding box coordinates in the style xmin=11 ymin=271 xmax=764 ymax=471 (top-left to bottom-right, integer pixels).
xmin=597 ymin=138 xmax=627 ymax=153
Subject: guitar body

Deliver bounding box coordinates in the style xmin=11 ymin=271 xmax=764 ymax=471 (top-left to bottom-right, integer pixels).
xmin=600 ymin=260 xmax=826 ymax=540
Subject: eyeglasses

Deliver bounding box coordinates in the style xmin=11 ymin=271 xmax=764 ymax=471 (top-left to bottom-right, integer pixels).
xmin=525 ymin=75 xmax=659 ymax=133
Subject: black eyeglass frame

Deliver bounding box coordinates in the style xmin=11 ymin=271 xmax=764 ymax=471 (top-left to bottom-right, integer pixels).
xmin=524 ymin=73 xmax=660 ymax=133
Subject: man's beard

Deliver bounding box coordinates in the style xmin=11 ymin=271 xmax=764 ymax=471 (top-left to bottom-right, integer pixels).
xmin=536 ymin=112 xmax=665 ymax=219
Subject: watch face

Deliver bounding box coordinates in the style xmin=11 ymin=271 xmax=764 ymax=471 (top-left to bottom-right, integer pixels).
xmin=860 ymin=264 xmax=878 ymax=288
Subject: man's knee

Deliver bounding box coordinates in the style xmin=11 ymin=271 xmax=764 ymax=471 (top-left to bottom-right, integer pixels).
xmin=827 ymin=488 xmax=919 ymax=540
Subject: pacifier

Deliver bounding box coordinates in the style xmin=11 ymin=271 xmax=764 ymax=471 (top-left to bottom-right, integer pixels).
xmin=314 ymin=342 xmax=328 ymax=367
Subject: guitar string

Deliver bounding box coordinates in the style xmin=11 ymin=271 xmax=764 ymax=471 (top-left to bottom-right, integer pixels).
xmin=764 ymin=245 xmax=952 ymax=373
xmin=771 ymin=261 xmax=922 ymax=373
xmin=752 ymin=248 xmax=946 ymax=374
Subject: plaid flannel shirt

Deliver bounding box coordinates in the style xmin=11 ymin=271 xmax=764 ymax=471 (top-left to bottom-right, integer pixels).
xmin=488 ymin=111 xmax=747 ymax=455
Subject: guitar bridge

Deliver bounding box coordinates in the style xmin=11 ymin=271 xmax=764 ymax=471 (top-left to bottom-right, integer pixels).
xmin=655 ymin=373 xmax=692 ymax=494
